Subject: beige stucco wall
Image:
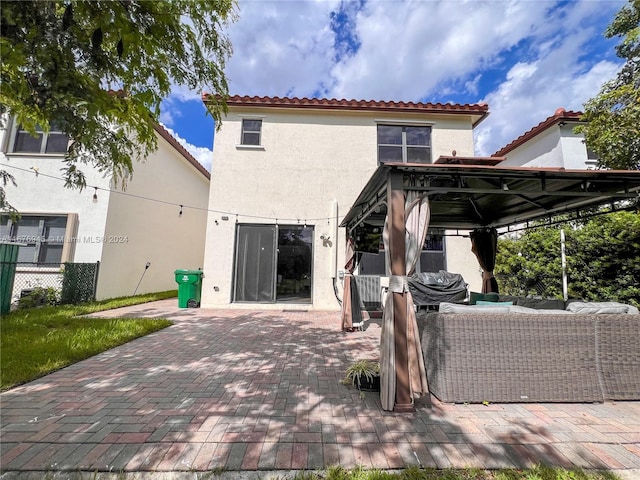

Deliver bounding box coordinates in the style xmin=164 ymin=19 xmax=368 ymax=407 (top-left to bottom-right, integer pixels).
xmin=499 ymin=124 xmax=591 ymax=170
xmin=201 ymin=107 xmax=481 ymax=310
xmin=444 ymin=234 xmax=482 ymax=293
xmin=97 ymin=133 xmax=210 ymax=300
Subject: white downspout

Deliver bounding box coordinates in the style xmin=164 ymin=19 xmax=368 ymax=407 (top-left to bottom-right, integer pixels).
xmin=332 ymin=199 xmax=338 ymax=278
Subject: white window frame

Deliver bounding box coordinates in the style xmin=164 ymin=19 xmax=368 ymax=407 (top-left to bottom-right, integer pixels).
xmin=375 ymin=120 xmax=434 ymax=164
xmin=236 ymin=116 xmax=265 ymax=150
xmin=6 ymin=119 xmax=69 ymax=155
xmin=0 ymin=213 xmax=77 ymax=265
xmin=240 ymin=118 xmax=262 ymax=146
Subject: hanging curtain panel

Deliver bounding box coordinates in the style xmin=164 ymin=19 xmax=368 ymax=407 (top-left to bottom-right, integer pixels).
xmin=380 ymin=192 xmax=430 ymax=411
xmin=233 ymin=225 xmax=277 ymax=302
xmin=470 ymin=227 xmax=499 ymax=293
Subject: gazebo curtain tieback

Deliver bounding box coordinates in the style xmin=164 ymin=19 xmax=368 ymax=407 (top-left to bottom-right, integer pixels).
xmin=388 ymin=275 xmax=410 ymax=293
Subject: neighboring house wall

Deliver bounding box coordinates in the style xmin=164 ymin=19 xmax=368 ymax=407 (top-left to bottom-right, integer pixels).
xmin=445 ymin=235 xmax=481 ymax=289
xmin=97 ymin=131 xmax=210 ymax=299
xmin=1 ymin=117 xmax=210 ymax=302
xmin=0 ymin=118 xmax=112 ymax=302
xmin=201 ymin=98 xmax=485 ymax=310
xmin=494 ymin=109 xmax=596 ymax=170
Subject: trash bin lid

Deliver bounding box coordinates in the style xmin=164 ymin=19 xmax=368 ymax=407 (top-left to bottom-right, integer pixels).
xmin=174 ymin=269 xmax=203 ymax=275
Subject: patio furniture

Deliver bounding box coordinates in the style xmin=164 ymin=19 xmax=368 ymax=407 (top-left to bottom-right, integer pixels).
xmin=420 ymin=310 xmax=640 ymax=403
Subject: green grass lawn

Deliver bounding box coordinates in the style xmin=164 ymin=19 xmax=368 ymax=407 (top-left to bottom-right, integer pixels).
xmin=299 ymin=465 xmax=621 ymax=480
xmin=0 ymin=290 xmax=176 ymax=391
xmin=32 ymin=466 xmax=623 ymax=480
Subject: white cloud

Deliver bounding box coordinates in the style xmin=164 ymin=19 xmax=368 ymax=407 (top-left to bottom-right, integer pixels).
xmin=159 ymin=109 xmax=176 ymax=127
xmin=224 ymin=0 xmax=340 ymax=97
xmin=475 ymin=24 xmax=621 ymax=155
xmin=166 ymin=0 xmax=625 ymax=157
xmin=161 ymin=125 xmax=214 ymax=172
xmin=328 ymin=0 xmax=554 ymax=100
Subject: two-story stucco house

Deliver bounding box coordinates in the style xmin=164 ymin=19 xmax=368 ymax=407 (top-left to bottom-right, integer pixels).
xmin=200 ymin=95 xmax=490 ymax=310
xmin=0 ymin=119 xmax=210 ymax=301
xmin=493 ymin=108 xmax=597 ymax=169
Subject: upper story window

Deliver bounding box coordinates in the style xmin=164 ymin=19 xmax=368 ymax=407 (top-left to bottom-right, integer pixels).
xmin=0 ymin=214 xmax=76 ymax=264
xmin=9 ymin=122 xmax=69 ymax=154
xmin=377 ymin=125 xmax=431 ymax=164
xmin=241 ymin=119 xmax=262 ymax=146
xmin=423 ymin=230 xmax=444 ymax=251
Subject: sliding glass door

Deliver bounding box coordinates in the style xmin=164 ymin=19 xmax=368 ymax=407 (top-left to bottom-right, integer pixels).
xmin=233 ymin=224 xmax=313 ymax=303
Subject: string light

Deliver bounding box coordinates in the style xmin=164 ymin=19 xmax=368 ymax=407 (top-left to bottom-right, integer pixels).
xmin=1 ymin=163 xmax=343 ymax=224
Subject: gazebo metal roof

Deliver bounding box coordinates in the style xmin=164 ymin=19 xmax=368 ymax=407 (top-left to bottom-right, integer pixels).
xmin=340 ymin=162 xmax=640 ymax=232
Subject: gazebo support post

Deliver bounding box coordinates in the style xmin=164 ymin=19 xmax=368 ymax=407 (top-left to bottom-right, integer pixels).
xmin=388 ymin=172 xmax=414 ymax=413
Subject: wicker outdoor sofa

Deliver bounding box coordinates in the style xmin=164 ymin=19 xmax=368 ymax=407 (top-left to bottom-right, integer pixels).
xmin=419 ymin=300 xmax=640 ymax=404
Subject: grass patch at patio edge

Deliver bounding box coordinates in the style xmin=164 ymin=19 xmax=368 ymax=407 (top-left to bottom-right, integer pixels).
xmin=298 ymin=465 xmax=622 ymax=480
xmin=1 ymin=290 xmax=176 ymax=391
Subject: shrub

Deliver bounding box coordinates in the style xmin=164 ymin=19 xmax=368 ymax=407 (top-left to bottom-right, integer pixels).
xmin=18 ymin=287 xmax=60 ymax=309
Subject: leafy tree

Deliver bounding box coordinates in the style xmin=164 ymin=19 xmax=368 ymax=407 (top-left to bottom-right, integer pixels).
xmin=496 ymin=211 xmax=640 ymax=307
xmin=0 ymin=0 xmax=236 ymax=211
xmin=576 ymin=0 xmax=640 ymax=170
xmin=496 ymin=226 xmax=566 ymax=299
xmin=567 ymin=211 xmax=640 ymax=306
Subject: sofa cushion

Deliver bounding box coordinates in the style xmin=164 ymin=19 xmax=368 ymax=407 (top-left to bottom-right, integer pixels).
xmin=508 ymin=305 xmax=573 ymax=315
xmin=499 ymin=294 xmax=565 ymax=310
xmin=439 ymin=302 xmax=511 ymax=314
xmin=566 ymin=301 xmax=640 ymax=315
xmin=469 ymin=292 xmax=499 ymax=305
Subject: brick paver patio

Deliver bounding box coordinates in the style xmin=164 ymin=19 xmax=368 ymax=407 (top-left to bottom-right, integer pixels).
xmin=1 ymin=300 xmax=639 ymax=477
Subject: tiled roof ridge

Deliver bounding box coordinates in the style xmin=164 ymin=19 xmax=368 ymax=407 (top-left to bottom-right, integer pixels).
xmin=153 ymin=123 xmax=211 ymax=180
xmin=203 ymin=93 xmax=489 ymax=113
xmin=493 ymin=108 xmax=584 ymax=157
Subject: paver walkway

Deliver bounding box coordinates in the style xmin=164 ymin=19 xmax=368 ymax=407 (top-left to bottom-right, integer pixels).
xmin=1 ymin=301 xmax=639 ymax=478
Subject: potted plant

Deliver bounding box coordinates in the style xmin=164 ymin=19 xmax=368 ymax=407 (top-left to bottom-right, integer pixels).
xmin=343 ymin=359 xmax=380 ymax=392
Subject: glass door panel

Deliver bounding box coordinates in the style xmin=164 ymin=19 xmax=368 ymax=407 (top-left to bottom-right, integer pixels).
xmin=276 ymin=226 xmax=313 ymax=303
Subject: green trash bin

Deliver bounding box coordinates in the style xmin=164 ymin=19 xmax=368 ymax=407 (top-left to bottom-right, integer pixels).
xmin=174 ymin=269 xmax=203 ymax=308
xmin=1 ymin=242 xmax=23 ymax=315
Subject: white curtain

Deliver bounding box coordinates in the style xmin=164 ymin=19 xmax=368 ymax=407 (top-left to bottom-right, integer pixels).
xmin=380 ymin=192 xmax=430 ymax=411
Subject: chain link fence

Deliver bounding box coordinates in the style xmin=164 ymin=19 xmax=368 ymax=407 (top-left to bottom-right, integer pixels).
xmin=2 ymin=261 xmax=99 ymax=309
xmin=495 ymin=273 xmax=563 ymax=299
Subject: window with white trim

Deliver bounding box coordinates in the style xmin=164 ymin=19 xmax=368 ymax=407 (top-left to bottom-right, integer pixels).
xmin=9 ymin=122 xmax=69 ymax=154
xmin=241 ymin=119 xmax=262 ymax=146
xmin=0 ymin=214 xmax=76 ymax=264
xmin=377 ymin=125 xmax=431 ymax=164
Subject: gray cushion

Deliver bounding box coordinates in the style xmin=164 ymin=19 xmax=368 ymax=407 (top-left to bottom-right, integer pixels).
xmin=566 ymin=301 xmax=639 ymax=315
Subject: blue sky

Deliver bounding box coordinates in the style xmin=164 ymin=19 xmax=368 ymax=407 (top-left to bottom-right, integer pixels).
xmin=159 ymin=0 xmax=626 ymax=171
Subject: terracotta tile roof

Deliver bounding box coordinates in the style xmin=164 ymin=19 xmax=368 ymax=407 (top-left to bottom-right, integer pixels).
xmin=203 ymin=94 xmax=490 ymax=125
xmin=493 ymin=108 xmax=584 ymax=157
xmin=153 ymin=123 xmax=210 ymax=180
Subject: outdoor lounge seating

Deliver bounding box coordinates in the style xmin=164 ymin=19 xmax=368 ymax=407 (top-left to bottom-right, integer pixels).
xmin=419 ymin=303 xmax=640 ymax=403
